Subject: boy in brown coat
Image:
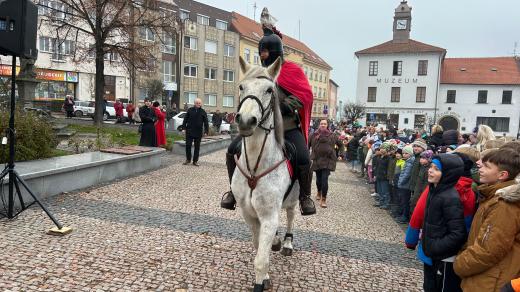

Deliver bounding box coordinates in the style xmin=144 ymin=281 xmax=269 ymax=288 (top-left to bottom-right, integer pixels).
xmin=454 ymin=148 xmax=520 ymax=291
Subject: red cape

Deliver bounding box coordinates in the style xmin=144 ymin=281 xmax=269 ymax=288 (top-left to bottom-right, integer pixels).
xmin=277 ymin=61 xmax=313 ymax=143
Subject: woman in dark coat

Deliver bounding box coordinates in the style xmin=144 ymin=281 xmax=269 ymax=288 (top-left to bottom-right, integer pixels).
xmin=63 ymin=95 xmax=75 ymax=118
xmin=310 ymin=119 xmax=343 ymax=208
xmin=139 ymin=98 xmax=157 ymax=147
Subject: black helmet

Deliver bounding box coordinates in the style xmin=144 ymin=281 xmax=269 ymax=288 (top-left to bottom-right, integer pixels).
xmin=258 ymin=27 xmax=283 ymax=67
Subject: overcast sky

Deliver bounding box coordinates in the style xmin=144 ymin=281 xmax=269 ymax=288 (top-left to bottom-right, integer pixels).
xmin=198 ymin=0 xmax=520 ymax=103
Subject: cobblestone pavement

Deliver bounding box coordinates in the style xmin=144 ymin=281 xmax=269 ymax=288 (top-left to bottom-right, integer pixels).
xmin=0 ymin=151 xmax=423 ymax=291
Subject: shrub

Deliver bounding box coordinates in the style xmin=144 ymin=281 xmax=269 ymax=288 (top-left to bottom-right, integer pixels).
xmin=0 ymin=106 xmax=57 ymax=163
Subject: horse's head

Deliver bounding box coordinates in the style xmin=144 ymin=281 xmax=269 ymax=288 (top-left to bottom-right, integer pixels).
xmin=236 ymin=56 xmax=282 ymax=138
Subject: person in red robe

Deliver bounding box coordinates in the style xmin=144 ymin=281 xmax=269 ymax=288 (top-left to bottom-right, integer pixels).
xmin=152 ymin=101 xmax=166 ymax=146
xmin=220 ymin=8 xmax=316 ymax=216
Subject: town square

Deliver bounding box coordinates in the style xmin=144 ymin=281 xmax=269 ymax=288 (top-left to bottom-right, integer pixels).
xmin=1 ymin=0 xmax=519 ymax=291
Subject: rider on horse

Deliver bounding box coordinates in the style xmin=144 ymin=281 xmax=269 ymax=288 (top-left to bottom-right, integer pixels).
xmin=220 ymin=9 xmax=316 ymax=216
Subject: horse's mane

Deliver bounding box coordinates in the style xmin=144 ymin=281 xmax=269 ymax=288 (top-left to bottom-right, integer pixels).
xmin=242 ymin=66 xmax=284 ymax=148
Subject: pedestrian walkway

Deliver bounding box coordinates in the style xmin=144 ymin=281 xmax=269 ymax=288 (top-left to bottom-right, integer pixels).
xmin=0 ymin=150 xmax=423 ymax=291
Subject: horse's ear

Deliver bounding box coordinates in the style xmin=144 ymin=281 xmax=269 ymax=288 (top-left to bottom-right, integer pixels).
xmin=267 ymin=57 xmax=282 ymax=80
xmin=239 ymin=56 xmax=251 ymax=74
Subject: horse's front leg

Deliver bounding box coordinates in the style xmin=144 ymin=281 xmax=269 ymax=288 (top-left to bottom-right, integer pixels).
xmin=281 ymin=205 xmax=296 ymax=256
xmin=253 ymin=217 xmax=278 ymax=290
xmin=241 ymin=211 xmax=261 ymax=250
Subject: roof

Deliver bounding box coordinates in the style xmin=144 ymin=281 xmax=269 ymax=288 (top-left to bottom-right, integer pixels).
xmin=231 ymin=12 xmax=331 ymax=70
xmin=355 ymin=39 xmax=446 ymax=56
xmin=329 ymin=79 xmax=339 ymax=87
xmin=441 ymin=57 xmax=520 ymax=85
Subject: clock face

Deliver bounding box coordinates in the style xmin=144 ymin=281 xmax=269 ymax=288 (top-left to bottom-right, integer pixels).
xmin=396 ymin=19 xmax=407 ymax=30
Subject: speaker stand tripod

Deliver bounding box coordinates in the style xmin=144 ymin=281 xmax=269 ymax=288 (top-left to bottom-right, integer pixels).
xmin=0 ymin=55 xmax=72 ymax=235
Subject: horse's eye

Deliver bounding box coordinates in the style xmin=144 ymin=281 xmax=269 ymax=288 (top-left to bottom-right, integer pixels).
xmin=239 ymin=85 xmax=244 ymax=91
xmin=266 ymin=87 xmax=273 ymax=94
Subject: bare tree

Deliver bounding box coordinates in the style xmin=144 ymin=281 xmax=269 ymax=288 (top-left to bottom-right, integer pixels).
xmin=36 ymin=0 xmax=178 ymax=125
xmin=343 ymin=102 xmax=366 ymax=124
xmin=146 ymin=79 xmax=164 ymax=102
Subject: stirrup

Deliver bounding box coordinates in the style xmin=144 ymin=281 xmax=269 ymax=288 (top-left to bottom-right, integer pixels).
xmin=299 ymin=197 xmax=316 ymax=216
xmin=220 ymin=191 xmax=236 ymax=210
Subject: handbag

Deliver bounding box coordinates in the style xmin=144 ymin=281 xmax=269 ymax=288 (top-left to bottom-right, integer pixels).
xmin=138 ymin=124 xmax=143 ymax=133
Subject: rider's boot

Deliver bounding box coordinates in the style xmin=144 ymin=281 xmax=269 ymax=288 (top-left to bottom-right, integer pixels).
xmin=297 ymin=164 xmax=316 ymax=216
xmin=220 ymin=152 xmax=237 ymax=210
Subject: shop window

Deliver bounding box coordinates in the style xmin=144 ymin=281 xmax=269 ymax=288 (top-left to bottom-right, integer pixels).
xmin=414 ymin=115 xmax=426 ymax=129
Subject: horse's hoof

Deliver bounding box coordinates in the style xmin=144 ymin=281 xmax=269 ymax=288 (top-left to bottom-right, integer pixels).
xmin=263 ymin=279 xmax=271 ymax=290
xmin=271 ymin=241 xmax=282 ymax=252
xmin=281 ymin=247 xmax=293 ymax=256
xmin=252 ymin=283 xmax=264 ymax=292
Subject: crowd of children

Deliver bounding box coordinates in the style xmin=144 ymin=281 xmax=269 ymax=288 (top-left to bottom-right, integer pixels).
xmin=347 ymin=124 xmax=519 ymax=292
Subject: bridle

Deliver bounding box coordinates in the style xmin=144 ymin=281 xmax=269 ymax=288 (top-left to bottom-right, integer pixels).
xmin=234 ymin=76 xmax=286 ymax=191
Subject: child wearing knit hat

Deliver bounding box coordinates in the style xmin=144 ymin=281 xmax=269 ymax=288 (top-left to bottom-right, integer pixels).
xmin=411 ymin=150 xmax=435 ymax=212
xmin=395 ymin=145 xmax=416 ymax=223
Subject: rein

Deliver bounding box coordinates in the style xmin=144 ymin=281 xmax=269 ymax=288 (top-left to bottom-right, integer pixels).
xmin=235 ymin=77 xmax=286 ymax=192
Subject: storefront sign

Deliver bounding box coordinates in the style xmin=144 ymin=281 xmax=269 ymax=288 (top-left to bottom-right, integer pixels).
xmin=438 ymin=111 xmax=461 ymax=118
xmin=367 ymin=108 xmax=428 ymax=114
xmin=0 ymin=64 xmax=78 ymax=83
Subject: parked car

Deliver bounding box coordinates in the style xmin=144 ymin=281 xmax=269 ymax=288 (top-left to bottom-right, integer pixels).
xmin=172 ymin=111 xmax=230 ymax=134
xmin=73 ymin=101 xmax=95 ymax=117
xmin=87 ymin=101 xmax=128 ymax=121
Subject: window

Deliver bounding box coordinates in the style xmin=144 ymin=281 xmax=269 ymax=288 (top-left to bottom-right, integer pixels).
xmin=367 ymin=87 xmax=376 ymax=102
xmin=204 ymin=94 xmax=217 ymax=106
xmin=478 ymin=90 xmax=488 ymax=103
xmin=197 ymin=14 xmax=209 ymax=25
xmin=223 ymin=95 xmax=234 ymax=107
xmin=244 ymin=48 xmax=251 ymax=63
xmin=414 ymin=115 xmax=426 ymax=129
xmin=39 ymin=36 xmax=51 ymax=52
xmin=476 ymin=117 xmax=510 ymax=132
xmin=446 ymin=90 xmax=456 ymax=103
xmin=319 ymin=72 xmax=323 ymax=82
xmin=369 ymin=61 xmax=378 ymax=76
xmin=253 ymin=51 xmax=260 ymax=65
xmin=313 ymin=86 xmax=317 ymax=97
xmin=304 ymin=67 xmax=308 ymax=77
xmin=391 ymin=87 xmax=400 ymax=102
xmin=48 ymin=1 xmax=66 ymax=20
xmin=224 ymin=44 xmax=235 ymax=57
xmin=393 ymin=61 xmax=402 ymax=76
xmin=184 ymin=36 xmax=197 ymax=50
xmin=223 ymin=70 xmax=234 ymax=82
xmin=314 ymin=71 xmax=318 ymax=81
xmin=139 ymin=27 xmax=155 ymax=42
xmin=502 ymin=90 xmax=512 ymax=104
xmin=205 ymin=40 xmax=217 ymax=54
xmin=318 ymin=88 xmax=322 ymax=98
xmin=38 ymin=0 xmax=51 ymax=16
xmin=143 ymin=58 xmax=156 ymax=71
xmin=204 ymin=68 xmax=217 ymax=80
xmin=418 ymin=60 xmax=428 ymax=75
xmin=416 ymin=87 xmax=426 ymax=103
xmin=184 ymin=92 xmax=197 ymax=104
xmin=309 ymin=69 xmax=313 ymax=81
xmin=216 ymin=20 xmax=228 ymax=30
xmin=184 ymin=64 xmax=197 ymax=77
xmin=163 ymin=61 xmax=175 ymax=83
xmin=180 ymin=9 xmax=190 ymax=20
xmin=104 ymin=52 xmax=119 ymax=62
xmin=162 ymin=33 xmax=175 ymax=54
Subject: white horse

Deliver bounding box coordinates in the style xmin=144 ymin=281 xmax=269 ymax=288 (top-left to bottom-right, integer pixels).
xmin=231 ymin=56 xmax=299 ymax=291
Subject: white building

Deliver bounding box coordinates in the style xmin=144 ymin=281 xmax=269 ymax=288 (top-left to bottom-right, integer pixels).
xmin=438 ymin=57 xmax=520 ymax=138
xmin=355 ymin=1 xmax=520 ymax=138
xmin=355 ymin=1 xmax=446 ymax=130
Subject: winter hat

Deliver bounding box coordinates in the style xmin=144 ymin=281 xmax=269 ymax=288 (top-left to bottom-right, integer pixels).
xmin=403 ymin=145 xmax=414 ymax=156
xmin=420 ymin=150 xmax=434 ymax=162
xmin=431 ymin=158 xmax=442 ymax=171
xmin=412 ymin=138 xmax=428 ymax=151
xmin=381 ymin=142 xmax=393 ymax=151
xmin=452 ymin=152 xmax=474 ymax=177
xmin=372 ymin=141 xmax=382 ymax=151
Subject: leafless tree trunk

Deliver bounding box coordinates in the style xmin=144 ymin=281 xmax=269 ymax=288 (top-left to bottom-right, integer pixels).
xmin=343 ymin=102 xmax=366 ymax=124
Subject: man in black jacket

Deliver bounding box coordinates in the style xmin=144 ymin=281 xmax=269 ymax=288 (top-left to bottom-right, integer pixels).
xmin=422 ymin=153 xmax=466 ymax=292
xmin=181 ymin=98 xmax=209 ymax=166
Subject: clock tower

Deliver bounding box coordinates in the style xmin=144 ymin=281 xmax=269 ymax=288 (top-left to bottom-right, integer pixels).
xmin=393 ymin=1 xmax=412 ymax=43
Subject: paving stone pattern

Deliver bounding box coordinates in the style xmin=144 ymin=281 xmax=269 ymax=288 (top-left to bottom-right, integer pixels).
xmin=0 ymin=151 xmax=423 ymax=291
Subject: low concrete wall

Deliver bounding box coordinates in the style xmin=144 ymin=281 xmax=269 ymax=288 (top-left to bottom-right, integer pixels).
xmin=172 ymin=136 xmax=231 ymax=156
xmin=1 ymin=148 xmax=165 ymax=207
